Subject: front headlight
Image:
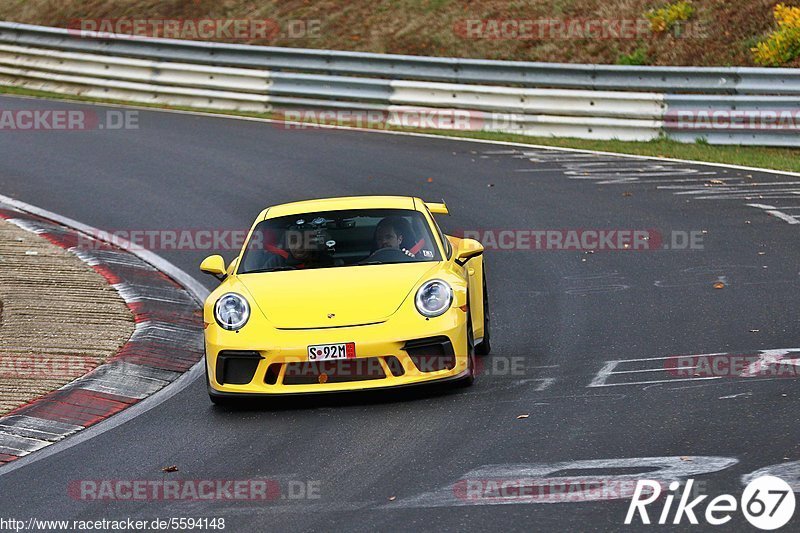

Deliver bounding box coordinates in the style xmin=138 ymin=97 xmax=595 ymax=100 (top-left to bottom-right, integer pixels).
xmin=214 ymin=292 xmax=250 ymax=330
xmin=415 ymin=279 xmax=453 ymax=317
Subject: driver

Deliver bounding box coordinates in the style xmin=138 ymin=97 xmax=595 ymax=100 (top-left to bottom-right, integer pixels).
xmin=374 ymin=216 xmax=415 ymax=256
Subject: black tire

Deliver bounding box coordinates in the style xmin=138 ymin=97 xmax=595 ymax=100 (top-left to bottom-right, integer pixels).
xmin=456 ymin=318 xmax=476 ymax=388
xmin=474 ymin=271 xmax=492 ymax=356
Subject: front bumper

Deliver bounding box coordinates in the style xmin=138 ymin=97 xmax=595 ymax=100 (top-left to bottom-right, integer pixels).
xmin=205 ymin=313 xmax=470 ymax=396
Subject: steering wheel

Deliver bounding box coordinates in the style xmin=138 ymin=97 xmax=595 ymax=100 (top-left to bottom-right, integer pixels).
xmin=362 ymin=247 xmax=414 ymax=263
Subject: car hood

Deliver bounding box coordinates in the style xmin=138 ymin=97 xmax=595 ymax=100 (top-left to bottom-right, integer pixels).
xmin=237 ymin=262 xmax=441 ymax=329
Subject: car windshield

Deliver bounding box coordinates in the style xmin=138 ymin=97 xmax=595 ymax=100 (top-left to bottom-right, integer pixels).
xmin=238 ymin=208 xmax=442 ymax=273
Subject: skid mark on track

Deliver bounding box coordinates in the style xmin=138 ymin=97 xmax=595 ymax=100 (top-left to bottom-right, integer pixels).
xmin=563 ymin=272 xmax=630 ymax=295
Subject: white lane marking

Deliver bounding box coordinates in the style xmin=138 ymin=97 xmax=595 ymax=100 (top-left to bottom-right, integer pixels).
xmin=591 ymin=377 xmax=721 ymax=388
xmin=662 ymin=181 xmax=800 ymax=190
xmin=766 ymin=210 xmax=800 ymax=224
xmin=742 ymin=461 xmax=800 ymax=493
xmin=0 ymin=193 xmax=209 ymax=477
xmin=588 ymin=361 xmax=619 ymax=388
xmin=599 ymin=353 xmax=726 ymax=363
xmin=719 ymin=392 xmax=752 ymax=399
xmin=487 ymin=142 xmax=799 ymax=223
xmin=514 ymin=168 xmax=581 ymax=173
xmin=610 ymin=367 xmax=698 ymax=374
xmin=747 ymin=202 xmax=800 ymax=224
xmin=679 ymin=187 xmax=800 ymax=196
xmin=589 ymin=348 xmax=800 ymax=388
xmin=741 ymin=349 xmax=800 ymax=377
xmin=533 ymin=378 xmax=556 ymax=392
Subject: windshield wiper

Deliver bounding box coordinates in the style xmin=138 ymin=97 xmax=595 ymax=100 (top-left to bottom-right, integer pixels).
xmin=358 ymin=261 xmax=385 ymax=266
xmin=243 ymin=266 xmax=298 ymax=274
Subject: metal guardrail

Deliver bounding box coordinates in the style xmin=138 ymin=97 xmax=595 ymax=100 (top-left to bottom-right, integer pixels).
xmin=0 ymin=21 xmax=797 ymax=146
xmin=1 ymin=21 xmax=799 ymax=94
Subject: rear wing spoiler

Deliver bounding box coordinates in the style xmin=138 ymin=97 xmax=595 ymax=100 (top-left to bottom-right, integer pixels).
xmin=425 ymin=200 xmax=449 ymax=215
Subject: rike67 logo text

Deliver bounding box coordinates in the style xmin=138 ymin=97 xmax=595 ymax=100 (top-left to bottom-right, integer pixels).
xmin=626 ymin=476 xmax=795 ymax=530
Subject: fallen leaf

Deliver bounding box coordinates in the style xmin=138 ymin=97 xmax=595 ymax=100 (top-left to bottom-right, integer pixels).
xmin=162 ymin=465 xmax=179 ymax=473
xmin=708 ymin=179 xmax=724 ymax=185
xmin=426 ymin=177 xmax=433 ymax=183
xmin=713 ymin=282 xmax=725 ymax=289
xmin=680 ymin=456 xmax=692 ymax=462
xmin=622 ymin=191 xmax=633 ymax=197
xmin=388 ymin=496 xmax=396 ymax=501
xmin=516 ymin=414 xmax=529 ymax=419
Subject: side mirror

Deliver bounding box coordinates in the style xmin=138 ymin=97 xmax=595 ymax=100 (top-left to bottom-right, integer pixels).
xmin=455 ymin=239 xmax=484 ymax=266
xmin=200 ymin=255 xmax=227 ymax=280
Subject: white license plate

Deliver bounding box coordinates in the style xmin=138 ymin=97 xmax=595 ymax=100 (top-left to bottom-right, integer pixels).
xmin=307 ymin=342 xmax=356 ymax=361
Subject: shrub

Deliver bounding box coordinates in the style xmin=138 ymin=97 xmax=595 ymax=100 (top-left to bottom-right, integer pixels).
xmin=646 ymin=1 xmax=696 ymax=33
xmin=752 ymin=4 xmax=800 ymax=66
xmin=618 ymin=47 xmax=650 ymax=65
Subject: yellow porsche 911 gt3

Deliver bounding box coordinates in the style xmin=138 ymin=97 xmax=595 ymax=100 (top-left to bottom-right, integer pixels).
xmin=200 ymin=196 xmax=490 ymax=404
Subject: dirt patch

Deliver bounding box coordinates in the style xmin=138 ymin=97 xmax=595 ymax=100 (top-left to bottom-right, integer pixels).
xmin=0 ymin=218 xmax=134 ymax=414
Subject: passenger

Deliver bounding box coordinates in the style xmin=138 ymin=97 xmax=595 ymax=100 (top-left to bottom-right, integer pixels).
xmin=263 ymin=229 xmax=333 ymax=269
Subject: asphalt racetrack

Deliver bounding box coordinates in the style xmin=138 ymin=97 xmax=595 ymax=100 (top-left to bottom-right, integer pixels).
xmin=0 ymin=95 xmax=798 ymax=531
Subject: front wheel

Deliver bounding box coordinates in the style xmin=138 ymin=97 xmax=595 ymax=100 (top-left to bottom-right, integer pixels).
xmin=455 ymin=319 xmax=476 ymax=388
xmin=474 ymin=271 xmax=491 ymax=356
